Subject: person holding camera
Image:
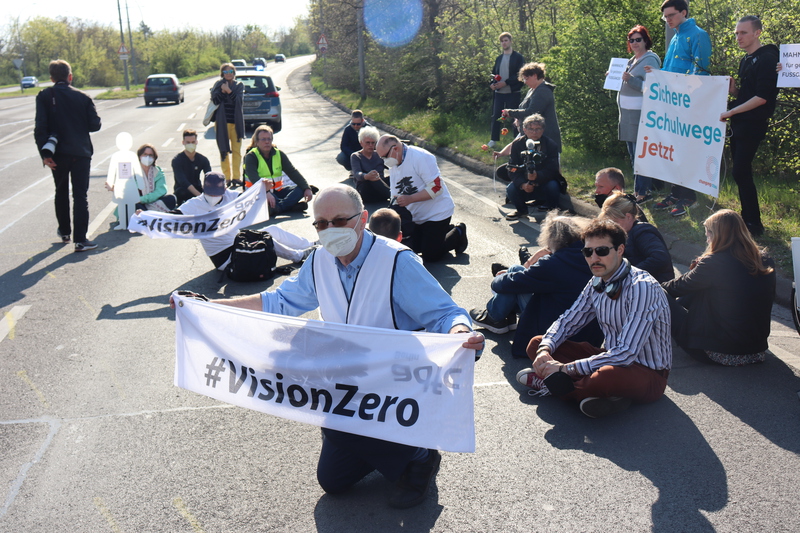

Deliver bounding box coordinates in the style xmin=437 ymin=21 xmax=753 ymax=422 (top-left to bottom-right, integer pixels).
xmin=504 ymin=114 xmax=561 ymax=221
xmin=34 ymin=59 xmax=102 ymax=252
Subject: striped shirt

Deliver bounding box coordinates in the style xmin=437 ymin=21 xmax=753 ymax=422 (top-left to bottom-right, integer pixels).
xmin=540 ymin=261 xmax=672 ymax=375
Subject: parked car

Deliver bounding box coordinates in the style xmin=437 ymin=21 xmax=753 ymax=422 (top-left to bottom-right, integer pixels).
xmin=21 ymin=76 xmax=38 ymax=88
xmin=274 ymin=54 xmax=286 ymax=63
xmin=237 ymin=73 xmax=281 ymax=132
xmin=143 ymin=74 xmax=184 ymax=105
xmin=231 ymin=59 xmax=247 ymax=68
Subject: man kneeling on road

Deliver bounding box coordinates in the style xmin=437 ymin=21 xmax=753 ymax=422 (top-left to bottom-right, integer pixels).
xmin=516 ymin=218 xmax=672 ymax=418
xmin=175 ymin=184 xmax=484 ymax=507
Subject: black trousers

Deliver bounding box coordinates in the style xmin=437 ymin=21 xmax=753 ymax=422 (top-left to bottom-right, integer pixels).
xmin=730 ymin=119 xmax=769 ymax=228
xmin=51 ymin=155 xmax=91 ymax=243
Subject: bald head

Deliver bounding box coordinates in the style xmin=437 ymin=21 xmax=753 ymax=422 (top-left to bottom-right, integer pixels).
xmin=314 ymin=185 xmax=364 ymax=218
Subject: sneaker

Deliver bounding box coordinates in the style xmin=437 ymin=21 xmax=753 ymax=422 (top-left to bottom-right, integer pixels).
xmin=515 ymin=368 xmax=551 ymax=396
xmin=505 ymin=210 xmax=528 ymax=221
xmin=228 ymin=179 xmax=243 ymax=189
xmin=455 ymin=222 xmax=468 ymax=254
xmin=635 ymin=194 xmax=652 ymax=205
xmin=518 ymin=246 xmax=531 ymax=265
xmin=579 ymin=396 xmax=632 ymax=418
xmin=387 ymin=449 xmax=441 ymax=509
xmin=654 ymin=195 xmax=678 ymax=210
xmin=506 ymin=313 xmax=517 ymax=331
xmin=291 ymin=200 xmax=309 ymax=212
xmin=57 ymin=230 xmax=71 ymax=244
xmin=669 ymin=199 xmax=694 ymax=217
xmin=469 ymin=308 xmax=510 ymax=334
xmin=491 ymin=263 xmax=508 ymax=276
xmin=487 ymin=140 xmax=497 ymax=149
xmin=74 ymin=241 xmax=97 ymax=253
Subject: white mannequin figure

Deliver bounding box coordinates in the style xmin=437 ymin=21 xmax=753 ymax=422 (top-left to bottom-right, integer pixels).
xmin=105 ymin=132 xmax=141 ymax=230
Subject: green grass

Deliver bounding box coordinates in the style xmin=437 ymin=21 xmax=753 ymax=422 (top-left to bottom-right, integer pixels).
xmin=311 ymin=75 xmax=798 ymax=271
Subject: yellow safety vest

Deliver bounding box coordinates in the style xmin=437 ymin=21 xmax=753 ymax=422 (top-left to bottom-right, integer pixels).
xmin=244 ymin=148 xmax=283 ymax=189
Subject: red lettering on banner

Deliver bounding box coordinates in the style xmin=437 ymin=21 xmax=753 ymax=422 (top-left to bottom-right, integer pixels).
xmin=637 ymin=136 xmax=675 ymax=161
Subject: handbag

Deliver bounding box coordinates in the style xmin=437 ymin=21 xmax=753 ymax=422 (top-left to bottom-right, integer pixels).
xmin=202 ymin=99 xmax=219 ymax=126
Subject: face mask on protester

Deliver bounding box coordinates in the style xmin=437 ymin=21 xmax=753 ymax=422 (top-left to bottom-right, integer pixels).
xmin=203 ymin=194 xmax=223 ymax=205
xmin=594 ymin=193 xmax=608 ymax=209
xmin=140 ymin=155 xmax=155 ymax=167
xmin=318 ymin=218 xmax=361 ymax=257
xmin=184 ymin=143 xmax=197 ymax=153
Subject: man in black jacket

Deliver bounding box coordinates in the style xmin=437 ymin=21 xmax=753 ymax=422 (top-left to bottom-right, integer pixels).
xmin=335 ymin=110 xmax=368 ymax=172
xmin=719 ymin=16 xmax=780 ymax=237
xmin=488 ymin=32 xmax=524 ymax=148
xmin=34 ymin=59 xmax=102 ymax=252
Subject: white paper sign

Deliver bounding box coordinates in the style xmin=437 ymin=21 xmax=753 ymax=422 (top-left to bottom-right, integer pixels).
xmin=173 ymin=295 xmax=477 ymax=452
xmin=633 ymin=70 xmax=728 ymax=197
xmin=604 ymin=58 xmax=629 ymax=91
xmin=778 ymin=44 xmax=800 ymax=88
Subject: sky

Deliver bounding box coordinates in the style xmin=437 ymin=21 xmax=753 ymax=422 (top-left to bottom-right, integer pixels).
xmin=6 ymin=0 xmax=311 ymax=34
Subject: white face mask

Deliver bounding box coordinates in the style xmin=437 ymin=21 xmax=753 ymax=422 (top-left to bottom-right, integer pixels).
xmin=140 ymin=155 xmax=155 ymax=167
xmin=382 ymin=157 xmax=399 ymax=168
xmin=203 ymin=194 xmax=223 ymax=205
xmin=318 ymin=219 xmax=361 ymax=257
xmin=184 ymin=143 xmax=197 ymax=153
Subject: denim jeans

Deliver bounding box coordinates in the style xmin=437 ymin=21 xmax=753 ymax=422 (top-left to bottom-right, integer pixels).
xmin=272 ymin=186 xmax=305 ymax=214
xmin=626 ymin=141 xmax=651 ymax=197
xmin=486 ymin=265 xmax=532 ymax=319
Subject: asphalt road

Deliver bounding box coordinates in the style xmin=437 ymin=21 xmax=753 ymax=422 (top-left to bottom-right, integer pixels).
xmin=1 ymin=55 xmax=799 ymax=532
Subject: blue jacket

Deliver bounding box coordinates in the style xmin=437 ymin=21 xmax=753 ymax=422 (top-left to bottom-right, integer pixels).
xmin=663 ymin=18 xmax=712 ymax=75
xmin=625 ymin=221 xmax=674 ymax=283
xmin=490 ymin=241 xmax=604 ymax=357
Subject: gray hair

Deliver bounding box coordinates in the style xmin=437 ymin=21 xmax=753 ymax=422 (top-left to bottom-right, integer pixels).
xmin=358 ymin=126 xmax=380 ymax=144
xmin=523 ymin=114 xmax=545 ymax=129
xmin=537 ymin=210 xmax=584 ymax=252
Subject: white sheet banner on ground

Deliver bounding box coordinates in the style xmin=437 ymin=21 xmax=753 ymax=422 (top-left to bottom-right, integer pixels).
xmin=128 ymin=183 xmax=269 ymax=239
xmin=778 ymin=44 xmax=800 ymax=88
xmin=173 ymin=295 xmax=476 ymax=452
xmin=633 ymin=70 xmax=728 ymax=198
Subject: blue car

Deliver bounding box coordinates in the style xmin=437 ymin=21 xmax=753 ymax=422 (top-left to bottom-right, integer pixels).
xmin=238 ymin=73 xmax=282 ymax=133
xmin=21 ymin=76 xmax=38 ymax=88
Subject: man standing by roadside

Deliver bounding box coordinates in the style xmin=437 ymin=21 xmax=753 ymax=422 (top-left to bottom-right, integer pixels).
xmin=651 ymin=0 xmax=712 ymax=217
xmin=172 ymin=129 xmax=212 ymax=206
xmin=719 ymin=16 xmax=779 ymax=237
xmin=34 ymin=59 xmax=101 ymax=252
xmin=516 ymin=219 xmax=672 ymax=418
xmin=336 ymin=110 xmax=369 ymax=172
xmin=488 ymin=32 xmax=524 ymax=149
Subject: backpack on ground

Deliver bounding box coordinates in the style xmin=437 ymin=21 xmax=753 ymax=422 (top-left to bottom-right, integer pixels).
xmin=226 ymin=229 xmax=277 ymax=282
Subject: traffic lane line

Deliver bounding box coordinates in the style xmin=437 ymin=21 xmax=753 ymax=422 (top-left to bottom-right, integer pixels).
xmin=16 ymin=370 xmax=49 ymax=409
xmin=173 ymin=497 xmax=206 ymax=533
xmin=0 ymin=305 xmax=30 ymax=342
xmin=93 ymin=497 xmax=123 ymax=533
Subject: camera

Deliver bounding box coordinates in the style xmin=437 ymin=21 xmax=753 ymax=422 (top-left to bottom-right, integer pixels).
xmin=520 ymin=139 xmax=543 ymax=173
xmin=42 ymin=134 xmax=58 ymax=157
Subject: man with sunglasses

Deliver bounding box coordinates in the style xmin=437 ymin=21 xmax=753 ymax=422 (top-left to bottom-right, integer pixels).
xmin=335 ymin=110 xmax=370 ymax=172
xmin=183 ymin=184 xmax=484 ymax=508
xmin=516 ymin=218 xmax=672 ymax=418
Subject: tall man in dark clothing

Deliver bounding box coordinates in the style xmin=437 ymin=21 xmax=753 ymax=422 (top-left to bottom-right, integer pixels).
xmin=172 ymin=129 xmax=212 ymax=206
xmin=34 ymin=59 xmax=101 ymax=252
xmin=488 ymin=32 xmax=524 ymax=148
xmin=719 ymin=16 xmax=779 ymax=237
xmin=335 ymin=110 xmax=368 ymax=172
xmin=503 ymin=114 xmax=562 ymax=220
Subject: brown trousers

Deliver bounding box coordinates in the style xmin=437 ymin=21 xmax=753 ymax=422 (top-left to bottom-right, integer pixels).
xmin=527 ymin=335 xmax=668 ymax=404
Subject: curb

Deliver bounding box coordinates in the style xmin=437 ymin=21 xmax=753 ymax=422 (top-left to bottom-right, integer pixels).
xmin=314 ymin=90 xmax=794 ymax=311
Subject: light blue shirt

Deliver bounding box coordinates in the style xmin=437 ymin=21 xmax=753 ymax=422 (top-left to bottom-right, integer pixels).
xmin=260 ymin=231 xmax=472 ymax=334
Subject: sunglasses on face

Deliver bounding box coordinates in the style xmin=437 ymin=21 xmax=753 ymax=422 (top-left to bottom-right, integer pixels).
xmin=628 ymin=37 xmax=643 ymax=43
xmin=581 ymin=245 xmax=616 ymax=258
xmin=311 ymin=213 xmax=360 ymax=231
xmin=352 ymin=121 xmax=364 ymax=127
xmin=222 ymin=70 xmax=235 ymax=74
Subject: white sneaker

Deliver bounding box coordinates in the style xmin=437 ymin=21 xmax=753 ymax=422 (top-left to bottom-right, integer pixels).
xmin=487 ymin=140 xmax=497 ymax=148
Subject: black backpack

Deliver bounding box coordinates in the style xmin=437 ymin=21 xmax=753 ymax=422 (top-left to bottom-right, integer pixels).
xmin=226 ymin=229 xmax=277 ymax=282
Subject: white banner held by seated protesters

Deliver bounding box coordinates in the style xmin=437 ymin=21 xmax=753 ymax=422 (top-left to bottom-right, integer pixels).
xmin=633 ymin=70 xmax=728 ymax=198
xmin=128 ymin=182 xmax=269 ymax=239
xmin=173 ymin=294 xmax=476 ymax=453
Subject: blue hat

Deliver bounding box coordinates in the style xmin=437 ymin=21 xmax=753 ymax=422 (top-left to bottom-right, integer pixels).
xmin=203 ymin=172 xmax=226 ymax=196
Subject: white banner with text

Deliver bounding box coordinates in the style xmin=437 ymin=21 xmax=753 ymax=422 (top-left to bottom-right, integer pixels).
xmin=129 ymin=183 xmax=269 ymax=239
xmin=634 ymin=70 xmax=728 ymax=197
xmin=173 ymin=295 xmax=476 ymax=452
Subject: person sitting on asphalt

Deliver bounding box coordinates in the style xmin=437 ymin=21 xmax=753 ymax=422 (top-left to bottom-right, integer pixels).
xmin=133 ymin=143 xmax=176 ymax=212
xmin=502 ymin=114 xmax=561 ymax=220
xmin=242 ymin=125 xmax=313 ymax=215
xmin=368 ymin=207 xmax=402 ymax=242
xmin=172 ymin=129 xmax=212 ymax=206
xmin=336 ymin=109 xmax=369 ymax=172
xmin=517 ymin=218 xmax=672 ymax=418
xmin=376 ymin=134 xmax=468 ymax=262
xmin=172 ymin=172 xmax=316 ymax=270
xmin=594 ymin=167 xmax=647 ymax=221
xmin=469 ymin=210 xmax=604 ymax=357
xmin=600 ymin=191 xmax=673 ymax=282
xmin=662 ymin=209 xmax=775 ymax=366
xmin=351 ymin=126 xmax=390 ymax=203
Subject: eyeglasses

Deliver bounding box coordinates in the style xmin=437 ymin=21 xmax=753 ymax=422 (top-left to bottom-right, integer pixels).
xmin=222 ymin=70 xmax=235 ymax=74
xmin=581 ymin=245 xmax=616 ymax=258
xmin=312 ymin=213 xmax=360 ymax=231
xmin=351 ymin=121 xmax=364 ymax=127
xmin=380 ymin=144 xmax=396 ymax=159
xmin=661 ymin=12 xmax=680 ymax=21
xmin=628 ymin=37 xmax=643 ymax=43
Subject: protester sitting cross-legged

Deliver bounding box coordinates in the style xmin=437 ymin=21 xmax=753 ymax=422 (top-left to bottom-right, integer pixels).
xmin=516 ymin=218 xmax=672 ymax=419
xmin=600 ymin=191 xmax=674 ymax=283
xmin=662 ymin=209 xmax=775 ymax=366
xmin=351 ymin=126 xmax=390 ymax=203
xmin=173 ymin=172 xmax=316 ymax=270
xmin=502 ymin=114 xmax=562 ymax=220
xmin=469 ymin=211 xmax=603 ymax=357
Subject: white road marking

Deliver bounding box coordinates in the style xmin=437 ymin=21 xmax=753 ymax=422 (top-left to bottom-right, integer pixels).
xmin=176 ymin=123 xmax=186 ymax=132
xmin=0 ymin=306 xmax=31 ymax=343
xmin=162 ymin=137 xmax=174 ymax=148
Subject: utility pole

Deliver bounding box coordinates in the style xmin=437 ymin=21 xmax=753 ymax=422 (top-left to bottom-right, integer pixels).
xmin=117 ymin=0 xmax=130 ymax=90
xmin=126 ymin=1 xmax=138 ymax=85
xmin=357 ymin=0 xmax=366 ymax=98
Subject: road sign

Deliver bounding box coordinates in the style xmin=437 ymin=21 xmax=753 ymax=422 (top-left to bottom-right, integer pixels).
xmin=12 ymin=59 xmax=23 ymax=69
xmin=319 ymin=46 xmax=327 ymax=55
xmin=117 ymin=44 xmax=129 ymax=56
xmin=317 ymin=34 xmax=328 ymax=47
